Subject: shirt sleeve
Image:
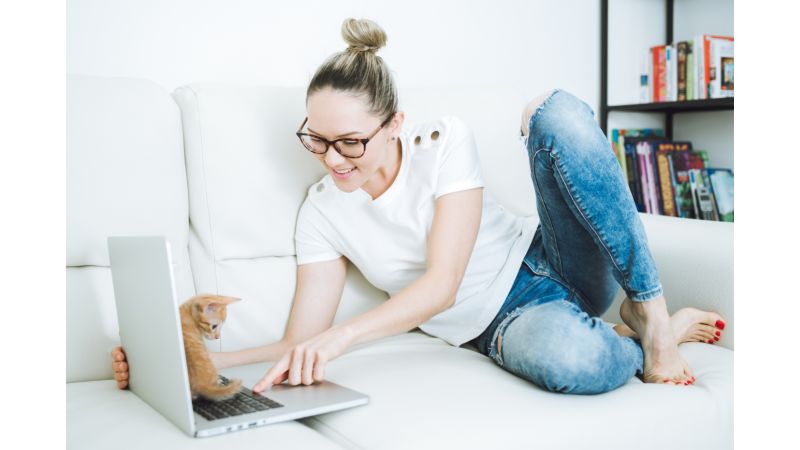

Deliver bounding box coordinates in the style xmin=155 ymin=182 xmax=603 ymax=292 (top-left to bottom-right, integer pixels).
xmin=294 ymin=198 xmax=343 ymax=265
xmin=435 ymin=116 xmax=485 ymax=199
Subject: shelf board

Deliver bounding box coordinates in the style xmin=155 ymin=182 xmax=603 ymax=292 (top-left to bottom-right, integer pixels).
xmin=607 ymin=97 xmax=733 ymax=113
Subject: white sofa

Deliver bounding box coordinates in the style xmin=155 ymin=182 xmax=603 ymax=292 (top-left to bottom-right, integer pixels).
xmin=66 ymin=74 xmax=734 ymax=450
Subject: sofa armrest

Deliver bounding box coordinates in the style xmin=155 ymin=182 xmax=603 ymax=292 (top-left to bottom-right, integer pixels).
xmin=602 ymin=214 xmax=734 ymax=350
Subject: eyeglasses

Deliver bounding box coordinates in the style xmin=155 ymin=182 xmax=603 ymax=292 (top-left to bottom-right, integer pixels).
xmin=296 ymin=114 xmax=394 ymax=159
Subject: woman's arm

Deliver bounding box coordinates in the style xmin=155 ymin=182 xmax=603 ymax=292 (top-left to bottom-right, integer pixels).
xmin=252 ymin=187 xmax=483 ymax=392
xmin=217 ymin=256 xmax=349 ymax=369
xmin=111 ymin=257 xmax=348 ymax=386
xmin=341 ymin=187 xmax=483 ymax=346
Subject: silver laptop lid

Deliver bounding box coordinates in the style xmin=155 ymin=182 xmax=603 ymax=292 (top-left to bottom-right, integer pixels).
xmin=108 ymin=235 xmax=196 ymax=436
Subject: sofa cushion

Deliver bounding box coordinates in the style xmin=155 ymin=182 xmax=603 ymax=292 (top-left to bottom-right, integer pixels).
xmin=602 ymin=214 xmax=734 ymax=349
xmin=219 ymin=331 xmax=732 ymax=450
xmin=67 ymin=380 xmax=346 ymax=449
xmin=66 ymin=75 xmax=195 ymax=382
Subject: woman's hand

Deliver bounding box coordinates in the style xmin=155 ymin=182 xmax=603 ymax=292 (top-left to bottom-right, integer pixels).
xmin=252 ymin=326 xmax=354 ymax=393
xmin=111 ymin=346 xmax=129 ymax=389
xmin=111 ymin=346 xmax=227 ymax=390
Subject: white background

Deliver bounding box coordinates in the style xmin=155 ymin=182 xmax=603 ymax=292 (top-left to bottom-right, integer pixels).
xmin=68 ymin=0 xmax=734 ymax=168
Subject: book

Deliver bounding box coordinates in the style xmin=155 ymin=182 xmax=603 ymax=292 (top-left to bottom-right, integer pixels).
xmin=654 ymin=141 xmax=691 ymax=217
xmin=686 ymin=40 xmax=695 ymax=100
xmin=699 ymin=34 xmax=734 ymax=99
xmin=689 ymin=169 xmax=719 ymax=221
xmin=610 ymin=129 xmax=627 ymax=175
xmin=665 ymin=45 xmax=675 ymax=102
xmin=677 ymin=41 xmax=688 ymax=101
xmin=695 ymin=35 xmax=707 ymax=99
xmin=640 ymin=50 xmax=651 ymax=103
xmin=621 ymin=131 xmax=665 ymax=212
xmin=635 ymin=140 xmax=664 ymax=214
xmin=706 ymin=167 xmax=734 ymax=222
xmin=708 ymin=36 xmax=734 ymax=98
xmin=670 ymin=150 xmax=707 ymax=218
xmin=651 ymin=45 xmax=667 ymax=102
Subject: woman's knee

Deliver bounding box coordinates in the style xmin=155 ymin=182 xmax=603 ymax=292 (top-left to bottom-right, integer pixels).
xmin=525 ymin=90 xmax=605 ymax=154
xmin=521 ymin=89 xmax=557 ymax=137
xmin=500 ymin=300 xmax=628 ymax=394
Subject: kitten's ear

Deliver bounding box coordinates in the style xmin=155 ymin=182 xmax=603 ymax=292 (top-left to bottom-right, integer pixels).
xmin=205 ymin=302 xmax=224 ymax=314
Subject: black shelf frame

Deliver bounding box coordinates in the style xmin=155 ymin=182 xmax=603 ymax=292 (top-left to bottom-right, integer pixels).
xmin=599 ymin=0 xmax=733 ymax=139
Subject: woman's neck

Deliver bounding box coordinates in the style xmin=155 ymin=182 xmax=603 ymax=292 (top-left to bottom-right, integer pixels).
xmin=364 ymin=137 xmax=402 ymax=200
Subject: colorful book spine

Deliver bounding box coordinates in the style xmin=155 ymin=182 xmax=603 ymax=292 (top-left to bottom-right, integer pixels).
xmin=677 ymin=41 xmax=688 ymax=101
xmin=706 ymin=167 xmax=734 ymax=222
xmin=637 ymin=143 xmax=650 ymax=213
xmin=651 ymin=45 xmax=667 ymax=102
xmin=656 ymin=150 xmax=677 ymax=216
xmin=686 ymin=40 xmax=695 ymax=100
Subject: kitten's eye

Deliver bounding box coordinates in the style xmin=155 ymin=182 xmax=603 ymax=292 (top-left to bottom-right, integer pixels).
xmin=212 ymin=324 xmax=218 ymax=330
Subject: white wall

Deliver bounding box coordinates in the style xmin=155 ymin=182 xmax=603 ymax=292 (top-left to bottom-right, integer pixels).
xmin=607 ymin=0 xmax=734 ymax=170
xmin=67 ymin=0 xmax=732 ymax=169
xmin=67 ymin=0 xmax=599 ymax=112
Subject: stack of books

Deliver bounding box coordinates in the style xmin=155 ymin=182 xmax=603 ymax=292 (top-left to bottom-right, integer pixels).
xmin=610 ymin=128 xmax=734 ymax=222
xmin=640 ymin=34 xmax=734 ymax=103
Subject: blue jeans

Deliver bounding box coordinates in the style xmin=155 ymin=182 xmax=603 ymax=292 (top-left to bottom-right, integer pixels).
xmin=467 ymin=89 xmax=664 ymax=395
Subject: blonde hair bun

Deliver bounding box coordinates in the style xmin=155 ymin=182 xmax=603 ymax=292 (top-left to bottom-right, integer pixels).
xmin=341 ymin=18 xmax=387 ymax=54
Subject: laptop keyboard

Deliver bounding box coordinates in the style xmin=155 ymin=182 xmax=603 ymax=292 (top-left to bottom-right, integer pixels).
xmin=192 ymin=375 xmax=284 ymax=421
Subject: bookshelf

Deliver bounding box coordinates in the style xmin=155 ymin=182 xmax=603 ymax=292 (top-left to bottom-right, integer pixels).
xmin=598 ymin=0 xmax=734 ymax=140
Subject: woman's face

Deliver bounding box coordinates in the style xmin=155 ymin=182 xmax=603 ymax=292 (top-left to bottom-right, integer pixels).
xmin=305 ymin=87 xmax=403 ymax=194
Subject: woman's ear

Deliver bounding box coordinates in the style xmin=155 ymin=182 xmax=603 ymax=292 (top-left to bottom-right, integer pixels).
xmin=389 ymin=111 xmax=405 ymax=140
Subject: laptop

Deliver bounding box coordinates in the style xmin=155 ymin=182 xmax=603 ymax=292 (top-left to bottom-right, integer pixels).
xmin=107 ymin=235 xmax=369 ymax=438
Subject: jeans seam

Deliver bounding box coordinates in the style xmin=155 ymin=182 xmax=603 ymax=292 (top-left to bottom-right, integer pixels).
xmin=568 ymin=287 xmax=601 ymax=317
xmin=550 ymin=154 xmax=634 ymax=296
xmin=531 ymin=148 xmax=564 ymax=276
xmin=629 ymin=285 xmax=663 ymax=302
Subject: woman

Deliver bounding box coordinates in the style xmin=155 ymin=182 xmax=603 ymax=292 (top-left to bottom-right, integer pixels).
xmin=112 ymin=17 xmax=725 ymax=395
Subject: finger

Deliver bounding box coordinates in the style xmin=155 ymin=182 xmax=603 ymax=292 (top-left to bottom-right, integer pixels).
xmin=253 ymin=357 xmax=288 ymax=393
xmin=313 ymin=353 xmax=328 ymax=383
xmin=116 ymin=371 xmax=129 ymax=381
xmin=116 ymin=379 xmax=128 ymax=390
xmin=289 ymin=347 xmax=303 ymax=385
xmin=254 ymin=367 xmax=278 ymax=393
xmin=303 ymin=348 xmax=316 ymax=385
xmin=113 ymin=361 xmax=128 ymax=373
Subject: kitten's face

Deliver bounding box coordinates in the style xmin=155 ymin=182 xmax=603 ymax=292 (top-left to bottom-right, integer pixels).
xmin=189 ymin=294 xmax=241 ymax=340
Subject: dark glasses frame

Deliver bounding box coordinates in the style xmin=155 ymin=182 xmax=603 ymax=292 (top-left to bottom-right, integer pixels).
xmin=296 ymin=114 xmax=395 ymax=159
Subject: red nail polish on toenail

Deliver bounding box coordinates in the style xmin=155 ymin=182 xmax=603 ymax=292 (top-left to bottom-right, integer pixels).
xmin=715 ymin=320 xmax=725 ymax=330
xmin=714 ymin=336 xmax=719 ymax=341
xmin=707 ymin=339 xmax=714 ymax=343
xmin=715 ymin=331 xmax=721 ymax=337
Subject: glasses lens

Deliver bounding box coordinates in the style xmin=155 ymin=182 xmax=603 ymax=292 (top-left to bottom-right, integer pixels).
xmin=300 ymin=135 xmax=327 ymax=153
xmin=300 ymin=135 xmax=364 ymax=158
xmin=334 ymin=139 xmax=364 ymax=158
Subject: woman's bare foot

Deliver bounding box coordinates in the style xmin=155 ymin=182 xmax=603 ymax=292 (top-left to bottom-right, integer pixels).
xmin=613 ymin=307 xmax=726 ymax=345
xmin=619 ymin=296 xmax=695 ymax=386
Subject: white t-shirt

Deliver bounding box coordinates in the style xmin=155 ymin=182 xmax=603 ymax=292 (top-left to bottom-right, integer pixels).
xmin=294 ymin=115 xmax=537 ymax=347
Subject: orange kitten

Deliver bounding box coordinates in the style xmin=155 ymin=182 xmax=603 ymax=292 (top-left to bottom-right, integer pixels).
xmin=179 ymin=294 xmax=242 ymax=401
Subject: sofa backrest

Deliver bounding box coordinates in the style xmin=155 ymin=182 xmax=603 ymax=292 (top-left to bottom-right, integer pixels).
xmin=66 ymin=75 xmax=195 ymax=382
xmin=66 ymin=76 xmax=733 ymax=382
